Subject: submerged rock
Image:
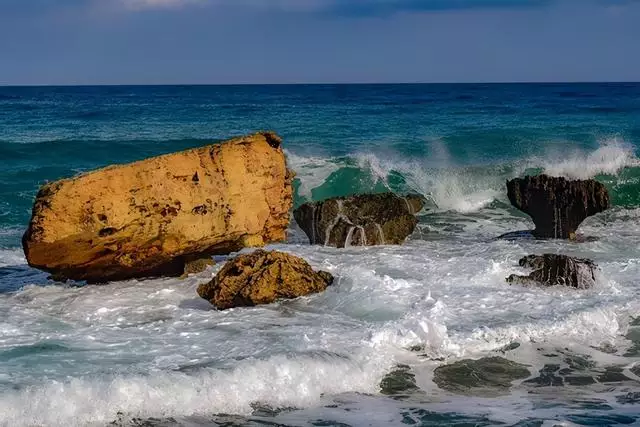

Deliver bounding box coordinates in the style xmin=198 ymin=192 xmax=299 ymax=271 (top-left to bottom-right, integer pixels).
xmin=380 ymin=364 xmax=420 ymax=398
xmin=433 ymin=356 xmax=530 ymax=395
xmin=22 ymin=132 xmax=293 ymax=283
xmin=293 ymin=193 xmax=424 ymax=247
xmin=506 ymin=174 xmax=609 ymax=239
xmin=507 ymin=254 xmax=597 ymax=289
xmin=197 ymin=250 xmax=333 ymax=310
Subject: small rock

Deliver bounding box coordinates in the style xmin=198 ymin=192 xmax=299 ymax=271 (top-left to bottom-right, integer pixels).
xmin=293 ymin=193 xmax=424 ymax=247
xmin=524 ymin=364 xmax=564 ymax=387
xmin=197 ymin=250 xmax=333 ymax=310
xmin=506 ymin=174 xmax=609 ymax=239
xmin=433 ymin=356 xmax=530 ymax=395
xmin=507 ymin=254 xmax=597 ymax=289
xmin=598 ymin=366 xmax=632 ymax=383
xmin=380 ymin=364 xmax=420 ymax=397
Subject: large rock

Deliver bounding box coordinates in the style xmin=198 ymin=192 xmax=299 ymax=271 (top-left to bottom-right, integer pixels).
xmin=506 ymin=174 xmax=609 ymax=239
xmin=23 ymin=132 xmax=293 ymax=283
xmin=197 ymin=250 xmax=333 ymax=310
xmin=293 ymin=193 xmax=424 ymax=247
xmin=507 ymin=254 xmax=597 ymax=289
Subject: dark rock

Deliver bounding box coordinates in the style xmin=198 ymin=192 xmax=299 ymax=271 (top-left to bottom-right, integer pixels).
xmin=197 ymin=250 xmax=333 ymax=310
xmin=564 ymin=375 xmax=597 ymax=386
xmin=524 ymin=364 xmax=564 ymax=387
xmin=496 ymin=230 xmax=536 ymax=241
xmin=507 ymin=254 xmax=597 ymax=289
xmin=597 ymin=366 xmax=632 ymax=383
xmin=506 ymin=174 xmax=609 ymax=239
xmin=564 ymin=354 xmax=596 ymax=371
xmin=293 ymin=193 xmax=424 ymax=247
xmin=433 ymin=356 xmax=530 ymax=395
xmin=498 ymin=342 xmax=521 ymax=353
xmin=380 ymin=364 xmax=420 ymax=397
xmin=617 ymin=392 xmax=640 ymax=405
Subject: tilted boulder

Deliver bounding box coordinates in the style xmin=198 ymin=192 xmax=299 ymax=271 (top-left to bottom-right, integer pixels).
xmin=293 ymin=193 xmax=424 ymax=247
xmin=507 ymin=254 xmax=597 ymax=289
xmin=506 ymin=174 xmax=609 ymax=239
xmin=23 ymin=132 xmax=293 ymax=283
xmin=197 ymin=250 xmax=333 ymax=310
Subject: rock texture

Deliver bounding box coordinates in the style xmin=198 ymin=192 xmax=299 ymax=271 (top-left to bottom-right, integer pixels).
xmin=197 ymin=250 xmax=333 ymax=310
xmin=506 ymin=174 xmax=609 ymax=239
xmin=507 ymin=254 xmax=597 ymax=289
xmin=433 ymin=357 xmax=530 ymax=396
xmin=293 ymin=193 xmax=424 ymax=247
xmin=23 ymin=132 xmax=293 ymax=283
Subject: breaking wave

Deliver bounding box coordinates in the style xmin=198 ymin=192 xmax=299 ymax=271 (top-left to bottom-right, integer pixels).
xmin=287 ymin=138 xmax=640 ymax=211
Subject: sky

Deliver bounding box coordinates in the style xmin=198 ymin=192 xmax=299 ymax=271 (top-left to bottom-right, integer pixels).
xmin=0 ymin=0 xmax=638 ymax=85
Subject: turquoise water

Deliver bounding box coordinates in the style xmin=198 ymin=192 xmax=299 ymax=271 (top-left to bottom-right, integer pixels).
xmin=1 ymin=84 xmax=640 ymax=426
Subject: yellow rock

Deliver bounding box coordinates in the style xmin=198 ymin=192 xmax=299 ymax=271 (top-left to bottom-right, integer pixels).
xmin=23 ymin=132 xmax=293 ymax=283
xmin=197 ymin=250 xmax=333 ymax=310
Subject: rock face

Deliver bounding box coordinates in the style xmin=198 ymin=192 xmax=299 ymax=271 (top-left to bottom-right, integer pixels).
xmin=23 ymin=132 xmax=293 ymax=283
xmin=506 ymin=174 xmax=609 ymax=239
xmin=197 ymin=250 xmax=333 ymax=310
xmin=293 ymin=193 xmax=424 ymax=247
xmin=433 ymin=357 xmax=530 ymax=396
xmin=507 ymin=254 xmax=597 ymax=289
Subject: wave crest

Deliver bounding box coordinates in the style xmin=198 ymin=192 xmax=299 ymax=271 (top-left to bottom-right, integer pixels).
xmin=287 ymin=138 xmax=640 ymax=212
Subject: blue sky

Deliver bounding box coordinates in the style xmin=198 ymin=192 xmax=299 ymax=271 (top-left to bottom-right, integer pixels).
xmin=0 ymin=0 xmax=638 ymax=84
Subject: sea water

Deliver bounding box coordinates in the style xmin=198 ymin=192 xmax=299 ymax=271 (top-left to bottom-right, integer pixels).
xmin=1 ymin=83 xmax=640 ymax=426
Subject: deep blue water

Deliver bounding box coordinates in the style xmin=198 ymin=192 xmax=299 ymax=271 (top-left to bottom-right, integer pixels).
xmin=1 ymin=83 xmax=640 ymax=427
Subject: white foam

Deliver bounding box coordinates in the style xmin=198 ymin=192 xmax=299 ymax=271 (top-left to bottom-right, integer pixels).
xmin=540 ymin=138 xmax=639 ymax=179
xmin=354 ymin=152 xmax=503 ymax=213
xmin=1 ymin=202 xmax=640 ymax=425
xmin=0 ymin=351 xmax=389 ymax=427
xmin=0 ymin=248 xmax=25 ymax=268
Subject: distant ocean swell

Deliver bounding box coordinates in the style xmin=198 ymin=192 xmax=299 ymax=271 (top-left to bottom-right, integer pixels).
xmin=288 ymin=138 xmax=640 ymax=211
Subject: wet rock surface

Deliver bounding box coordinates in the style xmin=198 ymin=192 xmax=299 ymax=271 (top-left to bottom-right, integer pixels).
xmin=197 ymin=250 xmax=333 ymax=310
xmin=293 ymin=193 xmax=424 ymax=247
xmin=22 ymin=132 xmax=293 ymax=283
xmin=506 ymin=174 xmax=609 ymax=239
xmin=523 ymin=350 xmax=637 ymax=388
xmin=380 ymin=365 xmax=420 ymax=398
xmin=507 ymin=254 xmax=597 ymax=289
xmin=433 ymin=356 xmax=530 ymax=395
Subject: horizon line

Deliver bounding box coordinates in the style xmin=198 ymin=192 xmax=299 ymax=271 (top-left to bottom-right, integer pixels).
xmin=1 ymin=80 xmax=640 ymax=88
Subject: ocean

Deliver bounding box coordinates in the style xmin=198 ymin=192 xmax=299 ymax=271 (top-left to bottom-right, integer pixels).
xmin=1 ymin=83 xmax=640 ymax=426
